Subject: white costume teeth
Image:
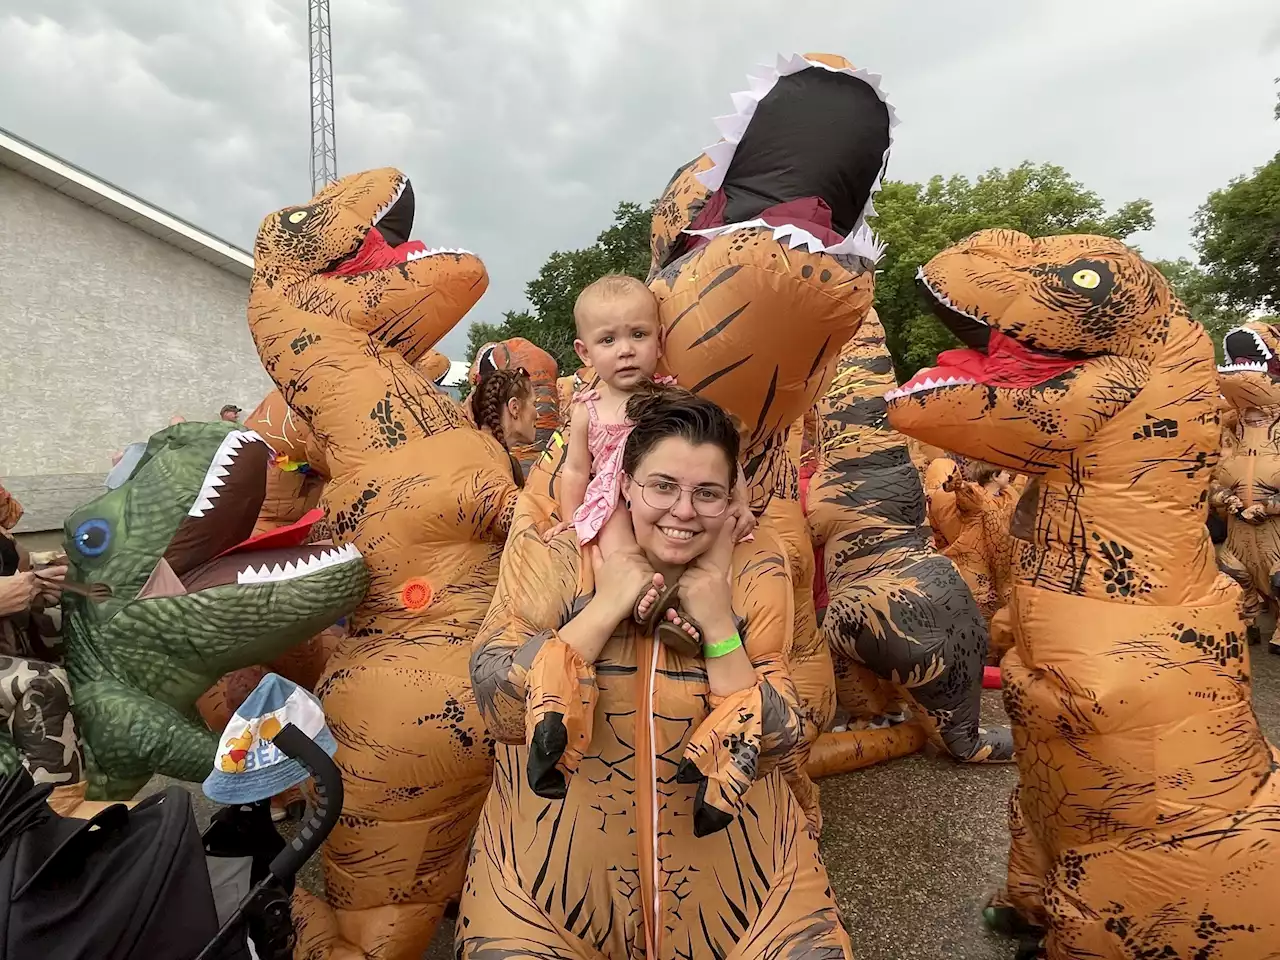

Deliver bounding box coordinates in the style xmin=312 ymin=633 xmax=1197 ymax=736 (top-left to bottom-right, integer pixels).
xmin=915 ymin=267 xmax=990 ymax=327
xmin=682 ymin=53 xmax=899 ymax=264
xmin=884 ymin=374 xmax=979 ymax=401
xmin=1216 ymin=327 xmax=1273 ymax=374
xmin=372 ymin=178 xmax=407 ymax=226
xmin=406 ymin=247 xmax=473 ymax=261
xmin=187 ymin=430 xmax=268 ymax=518
xmin=236 ymin=543 xmax=362 ymax=585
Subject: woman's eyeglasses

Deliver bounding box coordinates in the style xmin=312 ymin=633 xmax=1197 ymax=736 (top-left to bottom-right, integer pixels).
xmin=631 ymin=478 xmax=730 ymax=517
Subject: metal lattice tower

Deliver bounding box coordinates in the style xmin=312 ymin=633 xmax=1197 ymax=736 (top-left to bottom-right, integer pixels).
xmin=307 ymin=0 xmax=337 ymax=193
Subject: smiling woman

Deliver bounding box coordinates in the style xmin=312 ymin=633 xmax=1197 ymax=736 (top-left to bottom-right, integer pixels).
xmin=464 ymin=387 xmax=853 ymax=959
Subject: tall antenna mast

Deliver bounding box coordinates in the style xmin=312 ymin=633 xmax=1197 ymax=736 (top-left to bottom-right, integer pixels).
xmin=307 ymin=0 xmax=337 ymax=193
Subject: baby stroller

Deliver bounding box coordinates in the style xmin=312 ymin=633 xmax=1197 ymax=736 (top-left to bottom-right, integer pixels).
xmin=0 ymin=723 xmax=341 ymax=960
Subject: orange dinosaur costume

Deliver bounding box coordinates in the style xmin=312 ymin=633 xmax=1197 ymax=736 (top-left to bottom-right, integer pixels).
xmin=0 ymin=482 xmax=22 ymax=530
xmin=246 ymin=170 xmax=521 ymax=959
xmin=940 ymin=469 xmax=1018 ymax=624
xmin=1214 ymin=321 xmax=1280 ymax=656
xmin=647 ymin=54 xmax=968 ymax=791
xmin=468 ymin=336 xmax=560 ymax=473
xmin=887 ymin=229 xmax=1280 ymax=958
xmin=808 ymin=313 xmax=1012 ymax=764
xmin=461 ymin=53 xmax=902 ymax=956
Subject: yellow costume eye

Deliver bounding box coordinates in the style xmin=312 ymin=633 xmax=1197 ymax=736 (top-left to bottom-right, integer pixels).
xmin=1071 ymin=269 xmax=1100 ymax=289
xmin=288 ymin=210 xmax=308 ymax=224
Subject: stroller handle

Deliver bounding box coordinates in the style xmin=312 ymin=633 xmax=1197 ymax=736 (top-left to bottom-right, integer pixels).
xmin=267 ymin=722 xmax=343 ymax=881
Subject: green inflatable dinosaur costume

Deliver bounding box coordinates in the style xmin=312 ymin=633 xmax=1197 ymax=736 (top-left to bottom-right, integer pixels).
xmin=61 ymin=421 xmax=370 ymax=799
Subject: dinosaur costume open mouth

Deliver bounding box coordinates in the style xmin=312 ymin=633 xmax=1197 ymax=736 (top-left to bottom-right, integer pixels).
xmin=142 ymin=429 xmax=360 ymax=598
xmin=885 ymin=269 xmax=1085 ymax=401
xmin=668 ymin=53 xmax=897 ymax=268
xmin=1218 ymin=326 xmax=1280 ymax=379
xmin=322 ymin=177 xmax=472 ymax=277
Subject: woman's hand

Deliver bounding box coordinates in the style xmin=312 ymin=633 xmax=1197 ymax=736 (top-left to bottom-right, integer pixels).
xmin=33 ymin=565 xmax=68 ymax=606
xmin=561 ymin=544 xmax=658 ymax=666
xmin=588 ymin=544 xmax=659 ymax=625
xmin=677 ymin=519 xmax=737 ymax=641
xmin=0 ymin=571 xmax=40 ymax=617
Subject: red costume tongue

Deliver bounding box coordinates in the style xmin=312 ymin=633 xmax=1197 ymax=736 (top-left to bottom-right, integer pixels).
xmin=922 ymin=330 xmax=1082 ymax=389
xmin=211 ymin=508 xmax=325 ymax=561
xmin=328 ymin=228 xmax=426 ymax=276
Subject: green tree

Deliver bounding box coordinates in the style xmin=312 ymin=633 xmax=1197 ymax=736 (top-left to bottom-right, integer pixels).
xmin=1151 ymin=257 xmax=1247 ymax=361
xmin=869 ymin=162 xmax=1155 ymax=378
xmin=1192 ymin=151 xmax=1280 ymax=318
xmin=466 ymin=201 xmax=654 ymax=373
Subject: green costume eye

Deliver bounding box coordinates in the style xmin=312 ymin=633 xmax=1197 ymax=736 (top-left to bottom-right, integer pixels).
xmin=73 ymin=518 xmax=112 ymax=557
xmin=1071 ymin=269 xmax=1100 ymax=290
xmin=288 ymin=210 xmax=308 ymax=224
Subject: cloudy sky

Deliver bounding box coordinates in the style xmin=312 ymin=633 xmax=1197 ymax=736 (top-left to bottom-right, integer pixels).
xmin=1 ymin=1 xmax=1276 ymax=357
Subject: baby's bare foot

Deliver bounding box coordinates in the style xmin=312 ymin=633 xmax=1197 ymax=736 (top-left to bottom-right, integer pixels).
xmin=635 ymin=585 xmax=661 ymax=621
xmin=665 ymin=609 xmax=700 ymax=641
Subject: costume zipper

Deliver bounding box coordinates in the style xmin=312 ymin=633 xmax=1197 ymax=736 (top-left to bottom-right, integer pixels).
xmin=635 ymin=632 xmax=661 ymax=958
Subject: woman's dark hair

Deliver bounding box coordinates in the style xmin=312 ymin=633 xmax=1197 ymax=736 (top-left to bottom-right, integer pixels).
xmin=622 ymin=386 xmax=740 ymax=482
xmin=469 ymin=367 xmax=532 ymax=451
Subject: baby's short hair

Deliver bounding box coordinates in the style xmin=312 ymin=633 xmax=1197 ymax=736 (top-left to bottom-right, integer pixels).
xmin=573 ymin=274 xmax=657 ymax=336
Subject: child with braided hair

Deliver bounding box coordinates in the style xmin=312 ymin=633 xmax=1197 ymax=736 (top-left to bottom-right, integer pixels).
xmin=544 ymin=274 xmax=754 ymax=655
xmin=469 ymin=366 xmax=537 ymax=486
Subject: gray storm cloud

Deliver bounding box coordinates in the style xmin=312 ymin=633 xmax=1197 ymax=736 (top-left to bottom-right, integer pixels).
xmin=1 ymin=0 xmax=1276 ymax=357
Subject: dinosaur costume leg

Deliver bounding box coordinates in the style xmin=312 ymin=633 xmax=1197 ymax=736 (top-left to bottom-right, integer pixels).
xmin=246 ymin=170 xmax=520 ymax=958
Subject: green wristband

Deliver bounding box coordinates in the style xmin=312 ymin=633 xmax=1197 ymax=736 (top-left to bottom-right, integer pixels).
xmin=703 ymin=632 xmax=743 ymax=659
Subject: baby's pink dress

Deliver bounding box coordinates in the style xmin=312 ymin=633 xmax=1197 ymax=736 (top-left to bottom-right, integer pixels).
xmin=571 ymin=378 xmax=678 ymax=544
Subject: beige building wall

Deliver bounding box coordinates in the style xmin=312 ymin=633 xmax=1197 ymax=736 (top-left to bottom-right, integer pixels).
xmin=0 ymin=165 xmax=270 ymax=530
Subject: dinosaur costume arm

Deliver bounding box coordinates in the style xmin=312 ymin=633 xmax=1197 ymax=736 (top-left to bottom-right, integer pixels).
xmin=471 ymin=497 xmax=596 ymax=796
xmin=676 ymin=532 xmax=810 ymax=835
xmin=77 ymin=681 xmax=217 ymax=795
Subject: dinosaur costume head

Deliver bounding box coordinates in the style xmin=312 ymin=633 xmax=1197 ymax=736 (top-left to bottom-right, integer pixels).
xmin=887 ymin=230 xmax=1190 ymax=475
xmin=468 ymin=337 xmax=559 ymax=472
xmin=648 ymin=52 xmax=896 ymax=507
xmin=62 ymin=421 xmax=369 ymax=798
xmin=252 ymin=168 xmax=486 ymax=367
xmin=1217 ymin=321 xmax=1280 ymax=410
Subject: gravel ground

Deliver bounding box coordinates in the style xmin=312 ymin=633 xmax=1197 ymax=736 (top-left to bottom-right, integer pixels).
xmin=150 ymin=647 xmax=1280 ymax=960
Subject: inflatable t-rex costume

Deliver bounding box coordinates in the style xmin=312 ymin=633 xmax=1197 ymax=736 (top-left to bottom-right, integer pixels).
xmin=887 ymin=229 xmax=1280 ymax=958
xmin=245 ymin=169 xmax=521 ymax=958
xmin=1213 ymin=321 xmax=1280 ymax=656
xmin=0 ymin=482 xmax=22 ymax=530
xmin=639 ymin=52 xmax=979 ymax=792
xmin=468 ymin=336 xmax=560 ymax=472
xmin=60 ymin=421 xmax=369 ymax=799
xmin=941 ymin=472 xmax=1018 ymax=623
xmin=808 ymin=312 xmax=1013 ymax=764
